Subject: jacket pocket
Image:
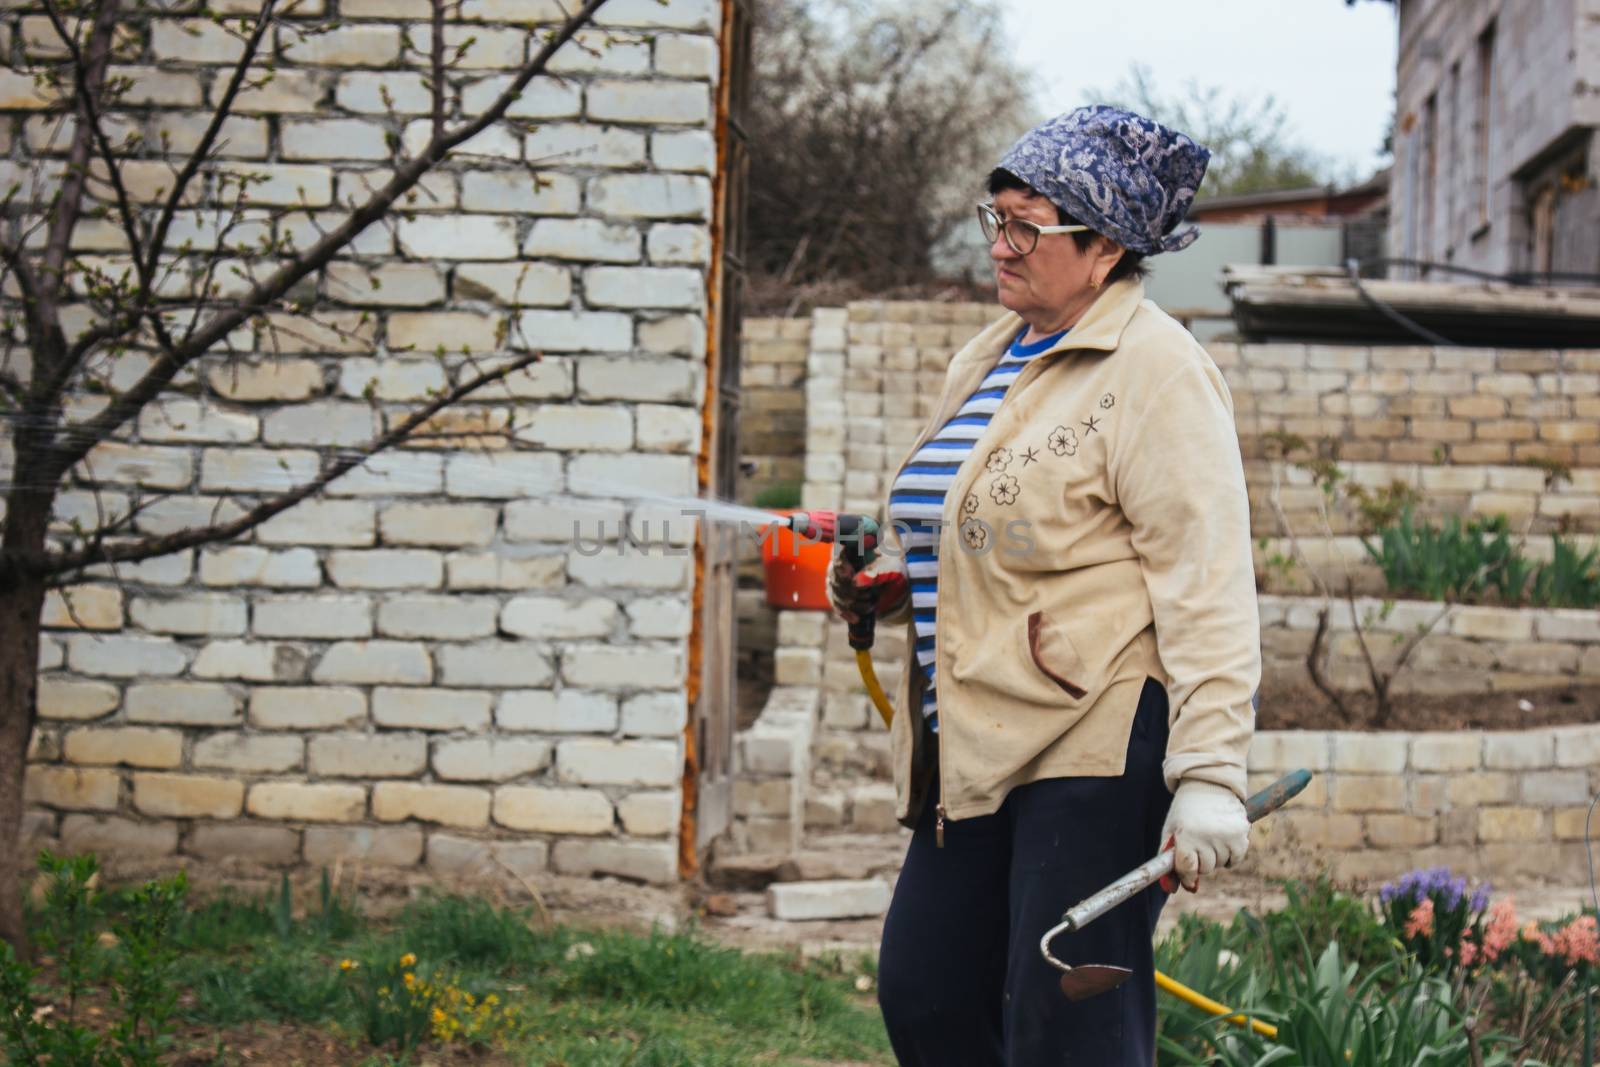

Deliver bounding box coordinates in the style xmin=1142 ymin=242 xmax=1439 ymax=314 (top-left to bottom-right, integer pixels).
xmin=1027 ymin=610 xmax=1087 ymax=698
xmin=946 ymin=610 xmax=1090 ymax=710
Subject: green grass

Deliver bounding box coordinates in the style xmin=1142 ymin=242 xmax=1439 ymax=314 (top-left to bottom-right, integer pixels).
xmin=160 ymin=885 xmax=891 ymax=1066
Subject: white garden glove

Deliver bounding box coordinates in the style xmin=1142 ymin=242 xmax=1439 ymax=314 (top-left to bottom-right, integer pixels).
xmin=1159 ymin=780 xmax=1250 ymax=893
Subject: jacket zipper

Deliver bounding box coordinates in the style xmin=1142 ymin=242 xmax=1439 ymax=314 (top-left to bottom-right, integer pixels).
xmin=930 ymin=346 xmax=1061 ymax=850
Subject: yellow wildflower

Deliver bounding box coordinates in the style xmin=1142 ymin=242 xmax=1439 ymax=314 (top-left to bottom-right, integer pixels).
xmin=339 ymin=959 xmax=356 ymax=971
xmin=403 ymin=972 xmax=416 ymax=988
xmin=399 ymin=952 xmax=417 ymax=967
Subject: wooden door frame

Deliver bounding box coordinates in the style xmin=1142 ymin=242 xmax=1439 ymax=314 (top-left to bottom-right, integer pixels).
xmin=680 ymin=0 xmax=752 ymax=878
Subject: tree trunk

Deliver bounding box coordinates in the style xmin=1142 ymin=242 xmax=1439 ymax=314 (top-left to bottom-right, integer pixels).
xmin=0 ymin=491 xmax=51 ymax=960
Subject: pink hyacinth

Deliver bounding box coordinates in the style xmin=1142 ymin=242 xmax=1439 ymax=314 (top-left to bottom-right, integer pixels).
xmin=1404 ymin=898 xmax=1436 ymax=940
xmin=1481 ymin=898 xmax=1519 ymax=963
xmin=1549 ymin=915 xmax=1600 ymax=966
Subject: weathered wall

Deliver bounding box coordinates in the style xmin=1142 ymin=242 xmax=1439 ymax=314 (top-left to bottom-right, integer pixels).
xmin=15 ymin=0 xmax=724 ymax=882
xmin=1391 ymin=0 xmax=1600 ymax=275
xmin=737 ymin=318 xmax=810 ymax=504
xmin=1245 ymin=721 xmax=1600 ymax=885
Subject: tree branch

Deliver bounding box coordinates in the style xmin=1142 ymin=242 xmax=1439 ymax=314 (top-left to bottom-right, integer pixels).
xmin=29 ymin=352 xmax=543 ymax=583
xmin=37 ymin=0 xmax=615 ymax=487
xmin=38 ymin=0 xmax=124 ymax=297
xmin=431 ymin=0 xmax=447 ymax=140
xmin=142 ymin=0 xmax=278 ymax=288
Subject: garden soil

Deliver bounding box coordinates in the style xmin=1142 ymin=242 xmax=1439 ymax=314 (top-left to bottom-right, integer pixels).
xmin=1255 ymin=680 xmax=1600 ymax=731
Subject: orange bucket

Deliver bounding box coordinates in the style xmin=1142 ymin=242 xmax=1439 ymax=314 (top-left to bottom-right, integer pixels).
xmin=760 ymin=511 xmax=832 ymax=610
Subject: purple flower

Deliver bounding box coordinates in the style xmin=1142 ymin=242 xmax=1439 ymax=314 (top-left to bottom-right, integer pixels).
xmin=1470 ymin=883 xmax=1492 ymax=913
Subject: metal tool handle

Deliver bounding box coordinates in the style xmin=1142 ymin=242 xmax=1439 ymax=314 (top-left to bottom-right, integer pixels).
xmin=1040 ymin=769 xmax=1311 ymax=972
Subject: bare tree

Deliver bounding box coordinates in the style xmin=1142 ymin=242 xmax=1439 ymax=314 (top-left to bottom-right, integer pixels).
xmin=0 ymin=0 xmax=615 ymax=958
xmin=745 ymin=0 xmax=1035 ymax=306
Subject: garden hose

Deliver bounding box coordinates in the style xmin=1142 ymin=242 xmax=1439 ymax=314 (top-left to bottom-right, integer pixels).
xmin=1154 ymin=970 xmax=1278 ymax=1039
xmin=849 ymin=649 xmax=1277 ymax=1041
xmin=856 ymin=648 xmax=895 ymax=728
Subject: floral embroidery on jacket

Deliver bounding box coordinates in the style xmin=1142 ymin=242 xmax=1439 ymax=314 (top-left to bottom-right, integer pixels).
xmin=1047 ymin=425 xmax=1078 ymax=457
xmin=990 ymin=474 xmax=1020 ymax=506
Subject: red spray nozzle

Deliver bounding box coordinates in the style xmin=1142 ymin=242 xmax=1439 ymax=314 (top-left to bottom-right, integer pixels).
xmin=787 ymin=510 xmax=879 ymax=566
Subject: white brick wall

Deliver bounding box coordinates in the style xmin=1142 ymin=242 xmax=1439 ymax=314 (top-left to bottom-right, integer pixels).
xmin=20 ymin=0 xmax=722 ymax=885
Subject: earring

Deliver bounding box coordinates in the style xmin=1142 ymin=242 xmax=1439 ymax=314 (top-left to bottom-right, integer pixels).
xmin=1089 ymin=277 xmax=1102 ymax=290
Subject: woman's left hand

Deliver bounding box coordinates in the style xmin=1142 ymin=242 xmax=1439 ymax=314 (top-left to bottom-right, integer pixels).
xmin=1158 ymin=780 xmax=1249 ymax=892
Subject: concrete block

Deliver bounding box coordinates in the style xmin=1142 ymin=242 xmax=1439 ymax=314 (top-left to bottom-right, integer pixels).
xmin=1520 ymin=770 xmax=1593 ymax=806
xmin=326 ymin=549 xmax=445 ymax=589
xmin=767 ymin=880 xmax=891 ymax=921
xmin=185 ymin=823 xmax=301 ymax=865
xmin=498 ymin=689 xmax=618 ymax=733
xmin=1331 ymin=733 xmax=1408 ymax=774
xmin=1410 ymin=733 xmax=1482 ymax=772
xmin=68 ymin=635 xmax=190 ymax=678
xmin=438 ymin=642 xmax=555 ymax=687
xmin=125 ymin=682 xmax=241 ymax=726
xmin=1484 ymin=731 xmax=1555 ymax=770
xmin=251 ymin=687 xmax=366 ymax=731
xmin=617 ymin=791 xmax=679 ymax=836
xmin=1477 ymin=806 xmax=1546 ymax=843
xmin=1329 ymin=774 xmax=1406 ymax=812
xmin=199 ymin=546 xmax=321 ymax=587
xmin=42 ymin=586 xmax=124 ymax=631
xmin=620 ymin=692 xmax=687 ymax=737
xmin=560 ymin=643 xmax=683 ymax=689
xmin=129 ymin=594 xmax=247 ymax=636
xmin=193 ymin=733 xmax=305 ymax=774
xmin=37 ymin=679 xmax=120 ymax=722
xmin=504 ymin=594 xmax=624 ymax=640
xmin=556 ymin=739 xmax=679 ymax=787
xmin=376 ymin=595 xmax=499 ymax=640
xmin=62 ymin=727 xmax=182 ymax=769
xmin=254 ymin=595 xmax=374 ymax=639
xmin=192 ymin=640 xmax=309 ymax=683
xmin=313 ymin=640 xmax=433 ymax=685
xmin=552 ymin=838 xmax=677 ymax=883
xmin=248 ymin=782 xmax=368 ymax=822
xmin=303 ymin=826 xmax=425 ymax=867
xmin=432 ymin=739 xmax=553 ymax=782
xmin=447 ymin=551 xmax=566 ymax=591
xmin=25 ymin=766 xmax=121 ymax=811
xmin=60 ymin=815 xmax=178 ymax=858
xmin=373 ymin=688 xmax=492 ymax=732
xmin=308 ymin=733 xmax=427 ymax=778
xmin=1553 ymin=724 xmax=1600 ymax=768
xmin=493 ymin=786 xmax=614 ymax=834
xmin=132 ymin=773 xmax=245 ymax=819
xmin=371 ymin=782 xmax=491 ymax=828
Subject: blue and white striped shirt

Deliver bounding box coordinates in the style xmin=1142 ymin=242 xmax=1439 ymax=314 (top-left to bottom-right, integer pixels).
xmin=887 ymin=328 xmax=1066 ymax=726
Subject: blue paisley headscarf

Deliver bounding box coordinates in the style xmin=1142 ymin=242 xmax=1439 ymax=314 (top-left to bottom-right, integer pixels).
xmin=996 ymin=105 xmax=1211 ymax=255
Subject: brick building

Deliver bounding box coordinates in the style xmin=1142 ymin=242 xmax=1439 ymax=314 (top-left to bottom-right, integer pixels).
xmin=1387 ymin=0 xmax=1600 ymax=279
xmin=14 ymin=0 xmax=755 ymax=884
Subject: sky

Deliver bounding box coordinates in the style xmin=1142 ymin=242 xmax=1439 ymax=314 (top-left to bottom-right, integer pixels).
xmin=995 ymin=0 xmax=1400 ymax=184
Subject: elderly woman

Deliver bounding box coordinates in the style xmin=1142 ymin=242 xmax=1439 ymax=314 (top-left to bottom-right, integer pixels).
xmin=828 ymin=106 xmax=1260 ymax=1064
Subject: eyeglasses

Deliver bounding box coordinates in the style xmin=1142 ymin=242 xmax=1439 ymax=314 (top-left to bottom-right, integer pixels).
xmin=977 ymin=203 xmax=1088 ymax=256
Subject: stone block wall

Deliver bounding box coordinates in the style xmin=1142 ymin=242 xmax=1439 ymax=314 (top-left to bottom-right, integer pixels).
xmin=1245 ymin=722 xmax=1600 ymax=885
xmin=1260 ymin=594 xmax=1600 ymax=696
xmin=737 ymin=317 xmax=810 ymax=504
xmin=15 ymin=0 xmax=725 ymax=883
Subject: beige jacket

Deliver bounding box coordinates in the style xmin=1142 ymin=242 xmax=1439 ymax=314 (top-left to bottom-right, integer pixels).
xmin=875 ymin=278 xmax=1260 ymax=826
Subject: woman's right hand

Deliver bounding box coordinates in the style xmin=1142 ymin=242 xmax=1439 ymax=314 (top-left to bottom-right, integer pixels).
xmin=826 ymin=548 xmax=908 ymax=624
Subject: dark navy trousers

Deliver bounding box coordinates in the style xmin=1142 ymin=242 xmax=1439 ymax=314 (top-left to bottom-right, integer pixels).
xmin=877 ymin=679 xmax=1174 ymax=1066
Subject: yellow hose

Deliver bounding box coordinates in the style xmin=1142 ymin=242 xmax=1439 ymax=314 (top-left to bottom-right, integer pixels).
xmin=851 ymin=648 xmax=1273 ymax=1041
xmin=1155 ymin=970 xmax=1278 ymax=1039
xmin=855 ymin=648 xmax=895 ymax=728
